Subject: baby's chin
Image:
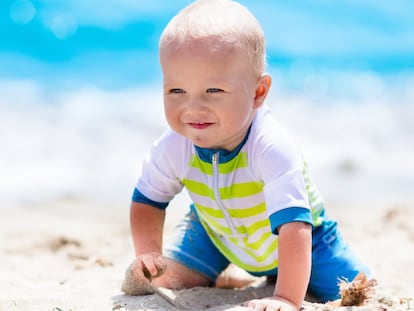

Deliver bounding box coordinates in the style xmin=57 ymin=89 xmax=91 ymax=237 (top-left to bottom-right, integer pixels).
xmin=186 ymin=133 xmax=229 ymax=150
xmin=194 ymin=143 xmax=231 ymax=152
xmin=191 ymin=139 xmax=218 ymax=150
xmin=193 ymin=142 xmax=214 ymax=149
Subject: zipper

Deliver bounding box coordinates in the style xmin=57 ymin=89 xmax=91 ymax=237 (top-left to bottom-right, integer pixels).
xmin=212 ymin=152 xmax=247 ymax=238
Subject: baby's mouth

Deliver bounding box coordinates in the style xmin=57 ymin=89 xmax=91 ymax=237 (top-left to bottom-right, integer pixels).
xmin=189 ymin=122 xmax=213 ymax=129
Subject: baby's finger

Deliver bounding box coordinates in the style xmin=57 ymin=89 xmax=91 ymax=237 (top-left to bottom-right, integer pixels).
xmin=129 ymin=259 xmax=146 ymax=279
xmin=141 ymin=254 xmax=161 ymax=279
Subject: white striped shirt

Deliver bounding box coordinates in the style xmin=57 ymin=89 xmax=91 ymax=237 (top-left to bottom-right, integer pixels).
xmin=134 ymin=105 xmax=325 ymax=271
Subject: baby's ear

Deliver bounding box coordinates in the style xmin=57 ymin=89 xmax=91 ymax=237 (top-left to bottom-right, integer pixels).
xmin=254 ymin=74 xmax=271 ymax=108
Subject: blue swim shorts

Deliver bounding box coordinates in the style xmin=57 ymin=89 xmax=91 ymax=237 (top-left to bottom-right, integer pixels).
xmin=163 ymin=204 xmax=371 ymax=302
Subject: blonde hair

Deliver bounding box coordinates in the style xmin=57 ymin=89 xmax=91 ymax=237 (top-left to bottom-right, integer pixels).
xmin=159 ymin=0 xmax=266 ymax=76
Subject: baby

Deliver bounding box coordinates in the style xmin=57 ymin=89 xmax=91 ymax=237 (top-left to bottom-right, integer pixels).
xmin=125 ymin=0 xmax=371 ymax=310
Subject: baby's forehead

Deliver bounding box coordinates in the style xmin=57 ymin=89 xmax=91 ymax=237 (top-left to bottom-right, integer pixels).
xmin=161 ymin=35 xmax=243 ymax=57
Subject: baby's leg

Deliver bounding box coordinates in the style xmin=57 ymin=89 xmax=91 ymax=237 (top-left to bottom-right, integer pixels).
xmin=215 ymin=264 xmax=262 ymax=288
xmin=163 ymin=204 xmax=230 ymax=287
xmin=309 ymin=220 xmax=372 ymax=302
xmin=152 ymin=257 xmax=211 ymax=288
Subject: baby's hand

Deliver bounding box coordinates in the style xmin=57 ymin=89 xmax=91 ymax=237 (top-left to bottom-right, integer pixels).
xmin=243 ymin=296 xmax=299 ymax=311
xmin=122 ymin=253 xmax=167 ymax=295
xmin=132 ymin=252 xmax=167 ymax=281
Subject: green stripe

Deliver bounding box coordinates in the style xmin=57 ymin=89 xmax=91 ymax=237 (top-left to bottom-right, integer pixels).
xmin=220 ymin=181 xmax=264 ymax=199
xmin=182 ymin=179 xmax=215 ymax=199
xmin=195 ymin=203 xmax=225 ymax=218
xmin=302 ymin=159 xmax=325 ymax=227
xmin=218 ymin=152 xmax=248 ymax=174
xmin=200 ymin=216 xmax=233 ymax=235
xmin=311 ymin=203 xmax=324 ymax=227
xmin=194 ymin=204 xmax=269 ymax=236
xmin=182 ymin=179 xmax=264 ymax=201
xmin=241 ymin=238 xmax=278 ymax=263
xmin=228 ymin=202 xmax=266 ymax=218
xmin=231 ymin=219 xmax=270 ymax=236
xmin=216 ymin=219 xmax=270 ymax=238
xmin=188 ymin=155 xmax=213 ymax=175
xmin=244 ymin=219 xmax=271 ymax=235
xmin=229 ymin=232 xmax=273 ymax=251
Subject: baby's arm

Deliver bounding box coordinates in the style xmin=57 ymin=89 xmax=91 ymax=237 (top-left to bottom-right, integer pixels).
xmin=245 ymin=221 xmax=312 ymax=310
xmin=129 ymin=202 xmax=167 ymax=280
xmin=274 ymin=221 xmax=312 ymax=307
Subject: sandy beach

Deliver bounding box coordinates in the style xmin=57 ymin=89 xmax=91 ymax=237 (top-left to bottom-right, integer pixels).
xmin=2 ymin=0 xmax=414 ymax=309
xmin=1 ymin=195 xmax=413 ymax=311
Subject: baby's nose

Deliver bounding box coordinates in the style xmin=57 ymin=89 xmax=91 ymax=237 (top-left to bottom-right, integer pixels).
xmin=186 ymin=97 xmax=206 ymax=110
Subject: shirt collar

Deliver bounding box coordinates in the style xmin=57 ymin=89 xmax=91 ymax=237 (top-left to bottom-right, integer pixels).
xmin=194 ymin=124 xmax=252 ymax=163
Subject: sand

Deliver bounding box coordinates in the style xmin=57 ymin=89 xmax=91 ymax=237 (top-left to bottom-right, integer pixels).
xmin=1 ymin=197 xmax=413 ymax=311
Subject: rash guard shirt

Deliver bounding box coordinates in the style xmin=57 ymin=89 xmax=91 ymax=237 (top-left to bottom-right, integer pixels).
xmin=133 ymin=105 xmax=325 ymax=272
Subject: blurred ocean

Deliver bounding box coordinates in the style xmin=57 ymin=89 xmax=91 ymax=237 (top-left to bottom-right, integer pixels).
xmin=1 ymin=0 xmax=413 ymax=207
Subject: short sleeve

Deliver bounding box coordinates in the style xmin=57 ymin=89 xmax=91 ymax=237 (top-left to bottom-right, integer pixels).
xmin=135 ymin=129 xmax=185 ymax=203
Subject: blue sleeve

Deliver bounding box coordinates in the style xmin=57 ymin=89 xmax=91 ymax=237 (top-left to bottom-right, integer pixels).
xmin=131 ymin=188 xmax=169 ymax=210
xmin=269 ymin=207 xmax=313 ymax=234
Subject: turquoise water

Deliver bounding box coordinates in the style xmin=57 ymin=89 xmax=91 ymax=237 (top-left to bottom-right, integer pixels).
xmin=1 ymin=0 xmax=414 ymax=88
xmin=1 ymin=1 xmax=413 ymax=206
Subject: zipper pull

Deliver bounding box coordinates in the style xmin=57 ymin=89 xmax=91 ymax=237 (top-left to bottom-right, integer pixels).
xmin=212 ymin=152 xmax=219 ymax=164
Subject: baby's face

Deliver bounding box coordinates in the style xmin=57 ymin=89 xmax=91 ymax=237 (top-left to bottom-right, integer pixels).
xmin=160 ymin=39 xmax=263 ymax=151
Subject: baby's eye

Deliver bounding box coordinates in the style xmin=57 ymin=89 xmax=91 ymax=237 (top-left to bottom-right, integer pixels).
xmin=169 ymin=88 xmax=185 ymax=94
xmin=206 ymin=88 xmax=223 ymax=93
